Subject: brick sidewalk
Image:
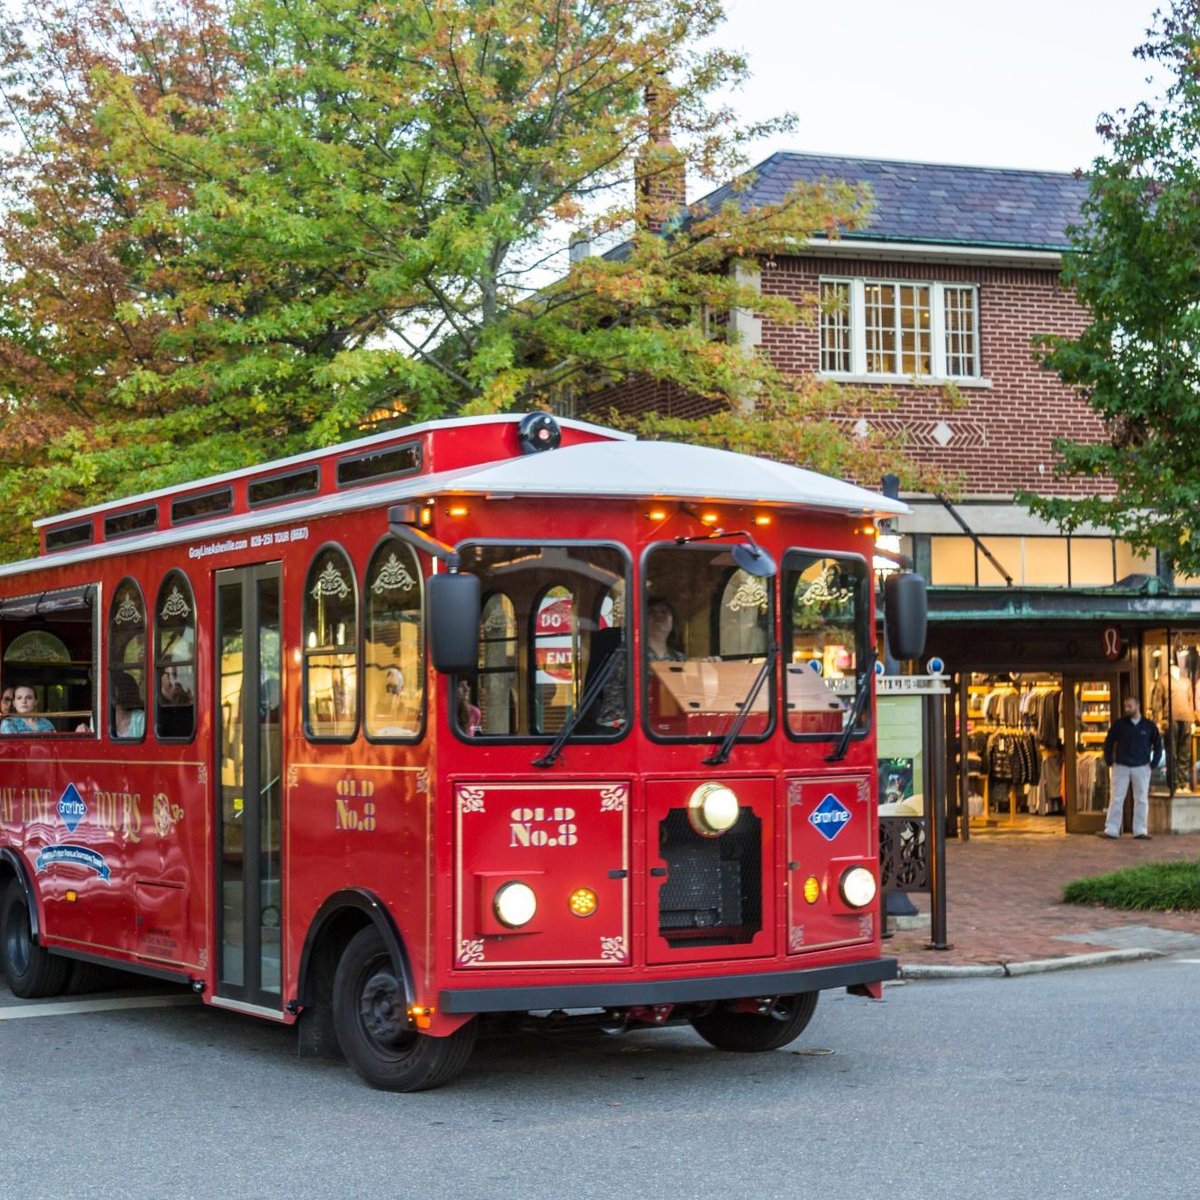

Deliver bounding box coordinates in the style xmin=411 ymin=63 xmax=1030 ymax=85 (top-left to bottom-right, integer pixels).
xmin=888 ymin=829 xmax=1200 ymax=968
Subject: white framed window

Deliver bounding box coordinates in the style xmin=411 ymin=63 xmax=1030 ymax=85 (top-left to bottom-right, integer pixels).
xmin=819 ymin=277 xmax=980 ymax=380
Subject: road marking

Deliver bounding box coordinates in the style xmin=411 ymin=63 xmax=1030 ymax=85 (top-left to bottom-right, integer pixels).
xmin=0 ymin=994 xmax=199 ymax=1020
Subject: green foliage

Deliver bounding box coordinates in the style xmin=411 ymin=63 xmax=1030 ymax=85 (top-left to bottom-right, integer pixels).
xmin=1062 ymin=859 xmax=1200 ymax=911
xmin=0 ymin=0 xmax=930 ymax=562
xmin=1023 ymin=1 xmax=1200 ymax=573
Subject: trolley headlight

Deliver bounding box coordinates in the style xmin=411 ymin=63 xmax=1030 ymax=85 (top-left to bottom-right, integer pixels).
xmin=839 ymin=866 xmax=877 ymax=909
xmin=493 ymin=881 xmax=538 ymax=928
xmin=688 ymin=782 xmax=740 ymax=836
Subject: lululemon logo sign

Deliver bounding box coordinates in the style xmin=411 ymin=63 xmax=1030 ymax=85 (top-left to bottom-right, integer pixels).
xmin=1101 ymin=626 xmax=1123 ymax=661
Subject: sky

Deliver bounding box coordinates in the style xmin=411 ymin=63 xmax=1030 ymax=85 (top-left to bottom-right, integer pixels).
xmin=710 ymin=0 xmax=1166 ymax=177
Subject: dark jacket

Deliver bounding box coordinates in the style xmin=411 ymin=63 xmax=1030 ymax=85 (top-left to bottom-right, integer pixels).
xmin=1103 ymin=715 xmax=1162 ymax=768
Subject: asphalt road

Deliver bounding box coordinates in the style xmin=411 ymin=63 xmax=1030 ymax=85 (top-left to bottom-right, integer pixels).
xmin=2 ymin=956 xmax=1197 ymax=1200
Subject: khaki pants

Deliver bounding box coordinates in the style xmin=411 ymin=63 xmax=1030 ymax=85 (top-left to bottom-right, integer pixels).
xmin=1105 ymin=763 xmax=1150 ymax=837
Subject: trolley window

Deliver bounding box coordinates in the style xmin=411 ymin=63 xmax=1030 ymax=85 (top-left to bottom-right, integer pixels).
xmin=642 ymin=544 xmax=774 ymax=742
xmin=108 ymin=579 xmax=147 ymax=741
xmin=364 ymin=539 xmax=423 ymax=739
xmin=155 ymin=570 xmax=197 ymax=741
xmin=104 ymin=506 xmax=158 ymax=541
xmin=249 ymin=467 xmax=320 ymax=508
xmin=44 ymin=521 xmax=93 ymax=553
xmin=783 ymin=551 xmax=870 ymax=740
xmin=336 ymin=442 xmax=421 ymax=489
xmin=0 ymin=587 xmax=97 ymax=734
xmin=454 ymin=543 xmax=629 ymax=742
xmin=304 ymin=545 xmax=359 ymax=740
xmin=172 ymin=487 xmax=233 ymax=525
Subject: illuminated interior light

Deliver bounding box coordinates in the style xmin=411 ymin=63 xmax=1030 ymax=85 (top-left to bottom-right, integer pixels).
xmin=568 ymin=887 xmax=598 ymax=917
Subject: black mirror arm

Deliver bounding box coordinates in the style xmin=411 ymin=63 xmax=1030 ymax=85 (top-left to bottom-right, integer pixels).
xmin=533 ymin=641 xmax=626 ymax=769
xmin=825 ymin=649 xmax=877 ymax=763
xmin=387 ymin=508 xmax=461 ymax=571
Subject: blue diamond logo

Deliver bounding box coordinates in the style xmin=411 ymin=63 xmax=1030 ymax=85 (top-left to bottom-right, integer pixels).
xmin=809 ymin=793 xmax=852 ymax=842
xmin=56 ymin=784 xmax=87 ymax=834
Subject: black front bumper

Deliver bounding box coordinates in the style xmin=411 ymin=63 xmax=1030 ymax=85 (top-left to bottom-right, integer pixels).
xmin=439 ymin=956 xmax=897 ymax=1014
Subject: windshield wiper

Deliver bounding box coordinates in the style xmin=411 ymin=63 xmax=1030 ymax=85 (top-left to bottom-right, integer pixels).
xmin=703 ymin=641 xmax=779 ymax=767
xmin=825 ymin=650 xmax=877 ymax=763
xmin=532 ymin=640 xmax=625 ymax=768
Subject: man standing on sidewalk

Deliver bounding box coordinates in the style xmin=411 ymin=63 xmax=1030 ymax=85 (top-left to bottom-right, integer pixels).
xmin=1100 ymin=696 xmax=1162 ymax=839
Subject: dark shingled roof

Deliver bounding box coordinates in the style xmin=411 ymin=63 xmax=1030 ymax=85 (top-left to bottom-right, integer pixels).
xmin=696 ymin=152 xmax=1091 ymax=251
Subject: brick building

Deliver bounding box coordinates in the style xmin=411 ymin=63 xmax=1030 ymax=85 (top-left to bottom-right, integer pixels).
xmin=578 ymin=152 xmax=1200 ymax=835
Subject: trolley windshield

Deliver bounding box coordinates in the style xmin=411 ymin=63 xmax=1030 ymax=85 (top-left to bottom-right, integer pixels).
xmin=642 ymin=544 xmax=774 ymax=741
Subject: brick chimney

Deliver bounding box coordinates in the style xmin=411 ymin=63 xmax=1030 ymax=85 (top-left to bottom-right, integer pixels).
xmin=635 ymin=77 xmax=686 ymax=235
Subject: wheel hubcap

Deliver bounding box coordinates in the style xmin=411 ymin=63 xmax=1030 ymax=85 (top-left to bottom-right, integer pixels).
xmin=359 ymin=969 xmax=408 ymax=1046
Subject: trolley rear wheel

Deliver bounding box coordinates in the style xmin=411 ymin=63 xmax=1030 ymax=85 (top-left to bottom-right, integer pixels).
xmin=689 ymin=992 xmax=818 ymax=1053
xmin=1 ymin=878 xmax=70 ymax=999
xmin=332 ymin=926 xmax=476 ymax=1091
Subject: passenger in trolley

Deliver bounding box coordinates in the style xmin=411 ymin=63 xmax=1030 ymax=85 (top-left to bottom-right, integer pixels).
xmin=0 ymin=684 xmax=55 ymax=733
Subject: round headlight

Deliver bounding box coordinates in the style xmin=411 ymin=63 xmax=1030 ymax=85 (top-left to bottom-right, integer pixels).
xmin=688 ymin=783 xmax=740 ymax=836
xmin=494 ymin=881 xmax=538 ymax=928
xmin=839 ymin=866 xmax=877 ymax=909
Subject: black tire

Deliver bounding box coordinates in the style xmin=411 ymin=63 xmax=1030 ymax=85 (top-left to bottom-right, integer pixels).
xmin=1 ymin=878 xmax=70 ymax=999
xmin=689 ymin=992 xmax=819 ymax=1053
xmin=65 ymin=959 xmax=121 ymax=995
xmin=332 ymin=926 xmax=476 ymax=1091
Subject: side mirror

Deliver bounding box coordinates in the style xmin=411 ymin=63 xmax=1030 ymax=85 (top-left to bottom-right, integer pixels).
xmin=428 ymin=572 xmax=481 ymax=674
xmin=884 ymin=572 xmax=927 ymax=662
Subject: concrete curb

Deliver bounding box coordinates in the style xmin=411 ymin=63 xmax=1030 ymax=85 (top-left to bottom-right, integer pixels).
xmin=899 ymin=946 xmax=1162 ymax=980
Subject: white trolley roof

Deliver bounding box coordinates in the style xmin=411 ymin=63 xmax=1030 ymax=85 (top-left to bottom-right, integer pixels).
xmin=6 ymin=428 xmax=907 ymax=578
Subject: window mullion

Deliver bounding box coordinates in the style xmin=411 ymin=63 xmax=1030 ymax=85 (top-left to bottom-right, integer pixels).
xmin=851 ymin=279 xmax=866 ymax=374
xmin=931 ymin=283 xmax=946 ymax=377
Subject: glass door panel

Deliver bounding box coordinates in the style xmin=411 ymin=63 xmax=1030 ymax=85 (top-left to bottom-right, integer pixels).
xmin=216 ymin=563 xmax=283 ymax=1008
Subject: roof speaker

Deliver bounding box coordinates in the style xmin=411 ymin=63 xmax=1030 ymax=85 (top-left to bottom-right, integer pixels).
xmin=517 ymin=412 xmax=562 ymax=455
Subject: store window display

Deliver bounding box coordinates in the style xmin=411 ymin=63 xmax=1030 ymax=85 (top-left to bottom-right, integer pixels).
xmin=1145 ymin=633 xmax=1200 ymax=794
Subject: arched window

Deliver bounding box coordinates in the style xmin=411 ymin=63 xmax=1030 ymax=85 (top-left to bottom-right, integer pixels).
xmin=304 ymin=545 xmax=358 ymax=739
xmin=364 ymin=539 xmax=423 ymax=739
xmin=719 ymin=568 xmax=770 ymax=659
xmin=109 ymin=578 xmax=146 ymax=741
xmin=155 ymin=570 xmax=196 ymax=741
xmin=472 ymin=593 xmax=517 ymax=736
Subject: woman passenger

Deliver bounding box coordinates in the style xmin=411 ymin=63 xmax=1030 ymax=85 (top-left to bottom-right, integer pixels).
xmin=0 ymin=685 xmax=56 ymax=733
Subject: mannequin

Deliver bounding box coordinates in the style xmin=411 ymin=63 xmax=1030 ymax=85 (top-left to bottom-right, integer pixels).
xmin=1169 ymin=652 xmax=1197 ymax=789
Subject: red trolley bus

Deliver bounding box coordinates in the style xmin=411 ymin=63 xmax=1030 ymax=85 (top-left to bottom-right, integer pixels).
xmin=0 ymin=413 xmax=924 ymax=1090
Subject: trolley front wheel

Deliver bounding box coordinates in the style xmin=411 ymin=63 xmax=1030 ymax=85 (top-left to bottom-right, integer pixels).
xmin=689 ymin=991 xmax=818 ymax=1053
xmin=1 ymin=878 xmax=70 ymax=999
xmin=332 ymin=925 xmax=476 ymax=1091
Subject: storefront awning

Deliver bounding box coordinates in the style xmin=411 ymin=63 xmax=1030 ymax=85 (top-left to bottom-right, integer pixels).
xmin=925 ymin=584 xmax=1200 ymax=624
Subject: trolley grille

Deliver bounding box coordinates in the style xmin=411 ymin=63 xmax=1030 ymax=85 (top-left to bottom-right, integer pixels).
xmin=657 ymin=808 xmax=762 ymax=948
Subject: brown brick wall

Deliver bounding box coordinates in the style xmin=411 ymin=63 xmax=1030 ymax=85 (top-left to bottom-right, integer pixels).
xmin=760 ymin=255 xmax=1104 ymax=498
xmin=581 ymin=252 xmax=1107 ymax=501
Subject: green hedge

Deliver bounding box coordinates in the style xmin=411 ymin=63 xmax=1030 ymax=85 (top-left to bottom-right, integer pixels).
xmin=1062 ymin=860 xmax=1200 ymax=911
